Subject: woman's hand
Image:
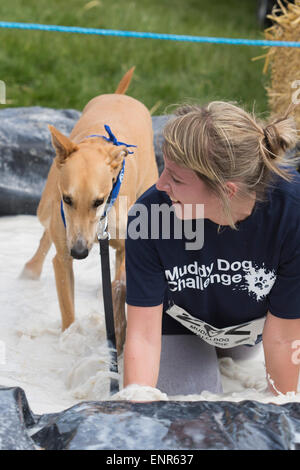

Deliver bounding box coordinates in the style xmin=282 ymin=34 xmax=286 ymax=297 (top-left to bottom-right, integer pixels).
xmin=110 ymin=384 xmax=169 ymax=402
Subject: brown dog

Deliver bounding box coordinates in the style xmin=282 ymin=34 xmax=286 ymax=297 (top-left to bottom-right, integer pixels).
xmin=21 ymin=68 xmax=158 ymax=354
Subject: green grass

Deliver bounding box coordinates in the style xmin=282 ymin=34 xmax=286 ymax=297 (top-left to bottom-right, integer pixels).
xmin=0 ymin=0 xmax=270 ymax=115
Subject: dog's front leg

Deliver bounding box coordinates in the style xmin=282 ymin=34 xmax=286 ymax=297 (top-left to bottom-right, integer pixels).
xmin=112 ymin=248 xmax=126 ymax=355
xmin=52 ymin=253 xmax=75 ymax=331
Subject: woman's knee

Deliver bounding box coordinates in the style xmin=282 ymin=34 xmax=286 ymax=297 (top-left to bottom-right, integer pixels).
xmin=157 ymin=334 xmax=223 ymax=396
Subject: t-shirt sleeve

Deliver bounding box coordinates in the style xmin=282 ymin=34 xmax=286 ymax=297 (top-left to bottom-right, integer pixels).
xmin=268 ymin=216 xmax=300 ymax=319
xmin=125 ymin=214 xmax=167 ymax=307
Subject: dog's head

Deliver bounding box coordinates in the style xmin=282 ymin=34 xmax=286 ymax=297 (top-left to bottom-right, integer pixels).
xmin=49 ymin=125 xmax=128 ymax=259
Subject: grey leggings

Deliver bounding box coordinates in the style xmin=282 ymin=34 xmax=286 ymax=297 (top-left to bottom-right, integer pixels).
xmin=156 ymin=334 xmax=262 ymax=396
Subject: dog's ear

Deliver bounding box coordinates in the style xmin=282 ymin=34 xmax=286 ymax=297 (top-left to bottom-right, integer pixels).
xmin=106 ymin=145 xmax=129 ymax=170
xmin=48 ymin=125 xmax=78 ymax=165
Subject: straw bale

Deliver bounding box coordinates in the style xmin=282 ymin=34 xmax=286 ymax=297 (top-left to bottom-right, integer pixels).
xmin=263 ymin=0 xmax=300 ymax=129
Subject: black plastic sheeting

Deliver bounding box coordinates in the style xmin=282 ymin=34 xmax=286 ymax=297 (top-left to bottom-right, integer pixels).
xmin=0 ymin=386 xmax=300 ymax=450
xmin=0 ymin=107 xmax=167 ymax=216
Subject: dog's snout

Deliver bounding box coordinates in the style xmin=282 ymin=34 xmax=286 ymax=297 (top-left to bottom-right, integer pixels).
xmin=70 ymin=240 xmax=89 ymax=260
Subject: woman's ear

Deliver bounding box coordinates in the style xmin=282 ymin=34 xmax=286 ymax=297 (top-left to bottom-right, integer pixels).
xmin=225 ymin=182 xmax=238 ymax=199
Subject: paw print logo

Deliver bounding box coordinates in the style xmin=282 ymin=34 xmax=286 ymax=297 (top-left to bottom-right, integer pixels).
xmin=254 ymin=275 xmax=270 ymax=291
xmin=243 ymin=265 xmax=276 ymax=301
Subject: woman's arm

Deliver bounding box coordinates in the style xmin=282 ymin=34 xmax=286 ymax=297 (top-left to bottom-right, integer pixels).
xmin=263 ymin=311 xmax=300 ymax=395
xmin=123 ymin=304 xmax=163 ymax=388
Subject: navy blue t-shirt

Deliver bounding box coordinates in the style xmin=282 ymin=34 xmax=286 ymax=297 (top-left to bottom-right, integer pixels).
xmin=125 ymin=167 xmax=300 ymax=335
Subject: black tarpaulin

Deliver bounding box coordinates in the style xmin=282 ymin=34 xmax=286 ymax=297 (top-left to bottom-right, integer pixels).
xmin=0 ymin=386 xmax=300 ymax=450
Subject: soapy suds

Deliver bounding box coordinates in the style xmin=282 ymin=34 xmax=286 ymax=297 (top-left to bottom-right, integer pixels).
xmin=111 ymin=384 xmax=169 ymax=402
xmin=0 ymin=215 xmax=300 ymax=414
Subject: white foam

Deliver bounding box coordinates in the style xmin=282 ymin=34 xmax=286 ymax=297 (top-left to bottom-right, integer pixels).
xmin=111 ymin=384 xmax=169 ymax=402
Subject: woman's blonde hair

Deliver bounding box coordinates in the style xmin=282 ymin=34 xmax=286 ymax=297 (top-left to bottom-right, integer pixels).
xmin=162 ymin=101 xmax=299 ymax=231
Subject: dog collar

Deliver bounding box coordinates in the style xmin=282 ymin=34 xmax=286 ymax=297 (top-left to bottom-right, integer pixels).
xmin=60 ymin=125 xmax=135 ymax=228
xmin=86 ymin=124 xmax=137 ymax=154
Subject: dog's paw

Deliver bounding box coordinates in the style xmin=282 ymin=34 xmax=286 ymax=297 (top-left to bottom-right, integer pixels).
xmin=19 ymin=265 xmax=41 ymax=280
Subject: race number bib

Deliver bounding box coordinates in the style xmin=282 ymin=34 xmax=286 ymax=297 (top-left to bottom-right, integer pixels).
xmin=166 ymin=304 xmax=266 ymax=348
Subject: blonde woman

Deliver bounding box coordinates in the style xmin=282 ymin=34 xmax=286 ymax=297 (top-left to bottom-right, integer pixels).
xmin=123 ymin=102 xmax=300 ymax=397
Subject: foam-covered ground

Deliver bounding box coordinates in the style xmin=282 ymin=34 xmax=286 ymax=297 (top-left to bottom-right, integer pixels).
xmin=0 ymin=215 xmax=299 ymax=414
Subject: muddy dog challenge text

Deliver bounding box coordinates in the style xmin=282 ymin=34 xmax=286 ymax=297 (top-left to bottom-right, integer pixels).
xmin=165 ymin=259 xmax=275 ymax=295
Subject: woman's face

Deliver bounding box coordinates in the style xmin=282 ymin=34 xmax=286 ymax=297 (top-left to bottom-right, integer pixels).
xmin=156 ymin=155 xmax=223 ymax=220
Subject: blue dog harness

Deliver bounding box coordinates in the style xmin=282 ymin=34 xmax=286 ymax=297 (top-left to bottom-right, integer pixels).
xmin=60 ymin=125 xmax=137 ymax=228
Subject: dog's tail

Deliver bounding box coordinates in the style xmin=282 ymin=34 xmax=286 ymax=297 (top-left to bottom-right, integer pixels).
xmin=114 ymin=66 xmax=135 ymax=94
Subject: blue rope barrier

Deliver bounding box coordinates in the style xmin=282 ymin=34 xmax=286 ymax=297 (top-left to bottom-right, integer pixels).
xmin=0 ymin=21 xmax=300 ymax=48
